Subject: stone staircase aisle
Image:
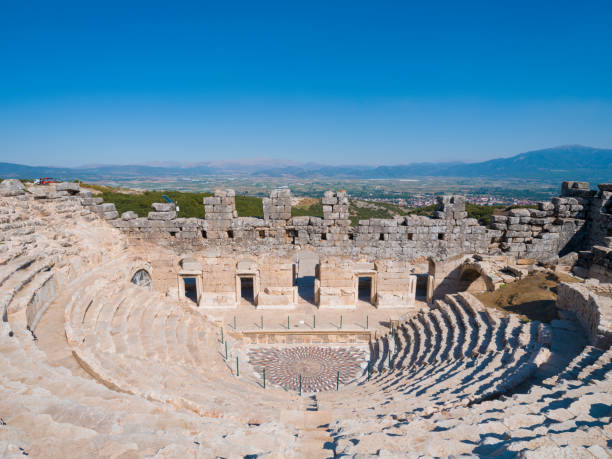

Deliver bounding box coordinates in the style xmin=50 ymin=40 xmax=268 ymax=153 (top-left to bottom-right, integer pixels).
xmin=282 ymin=397 xmax=334 ymax=459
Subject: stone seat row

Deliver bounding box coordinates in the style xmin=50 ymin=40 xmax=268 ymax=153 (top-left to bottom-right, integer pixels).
xmin=0 ymin=322 xmax=297 ymax=457
xmin=323 ymin=335 xmax=545 ymax=422
xmin=64 ymin=272 xmax=299 ymax=422
xmin=328 ymin=345 xmax=612 ymax=457
xmin=318 ymin=293 xmax=548 ymax=424
xmin=0 ymin=247 xmax=59 ymax=326
xmin=75 ymin=283 xmax=208 ymax=369
xmin=367 ymin=292 xmax=545 ymax=376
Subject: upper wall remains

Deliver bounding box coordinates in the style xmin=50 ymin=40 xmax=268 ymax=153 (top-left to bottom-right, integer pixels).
xmin=22 ymin=180 xmax=612 ymax=264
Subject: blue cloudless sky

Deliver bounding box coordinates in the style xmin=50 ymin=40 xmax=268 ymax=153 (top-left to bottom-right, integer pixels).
xmin=1 ymin=0 xmax=611 ymax=166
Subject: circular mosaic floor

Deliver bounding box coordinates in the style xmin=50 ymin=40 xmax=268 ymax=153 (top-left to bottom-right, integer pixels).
xmin=248 ymin=346 xmax=365 ymax=392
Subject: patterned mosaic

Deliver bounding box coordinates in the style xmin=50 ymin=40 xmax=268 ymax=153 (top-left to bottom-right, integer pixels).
xmin=248 ymin=346 xmax=366 ymax=392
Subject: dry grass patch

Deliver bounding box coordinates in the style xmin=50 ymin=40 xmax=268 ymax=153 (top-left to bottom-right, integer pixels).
xmin=475 ymin=272 xmax=581 ymax=323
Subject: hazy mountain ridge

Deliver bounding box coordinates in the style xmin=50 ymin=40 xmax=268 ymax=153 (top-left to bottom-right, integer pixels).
xmin=1 ymin=145 xmax=610 ymax=183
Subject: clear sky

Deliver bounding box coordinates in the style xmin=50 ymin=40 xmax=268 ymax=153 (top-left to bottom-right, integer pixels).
xmin=1 ymin=0 xmax=611 ymax=166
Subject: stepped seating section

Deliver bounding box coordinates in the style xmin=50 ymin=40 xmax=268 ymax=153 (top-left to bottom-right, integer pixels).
xmin=317 ymin=292 xmax=553 ymax=444
xmin=329 ymin=345 xmax=612 ymax=457
xmin=0 ymin=322 xmax=297 ymax=457
xmin=324 ymin=292 xmax=612 ymax=457
xmin=0 ymin=194 xmax=299 ymax=456
xmin=65 ymin=273 xmax=298 ymax=422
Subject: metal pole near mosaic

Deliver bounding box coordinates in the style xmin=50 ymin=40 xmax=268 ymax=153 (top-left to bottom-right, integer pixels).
xmin=234 ymin=315 xmax=237 ymax=330
xmin=225 ymin=341 xmax=228 ymax=360
xmin=263 ymin=368 xmax=266 ymax=389
xmin=388 ymin=345 xmax=392 ymax=368
xmin=313 ymin=315 xmax=316 ymax=329
xmin=236 ymin=356 xmax=239 ymax=377
xmin=221 ymin=327 xmax=224 ymax=343
xmin=366 ymin=316 xmax=368 ymax=330
xmin=299 ymin=374 xmax=302 ymax=396
xmin=336 ymin=371 xmax=340 ymax=391
xmin=287 ymin=315 xmax=290 ymax=330
xmin=340 ymin=315 xmax=343 ymax=329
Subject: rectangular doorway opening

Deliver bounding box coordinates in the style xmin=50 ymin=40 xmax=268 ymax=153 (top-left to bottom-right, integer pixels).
xmin=240 ymin=276 xmax=255 ymax=304
xmin=415 ymin=274 xmax=428 ymax=300
xmin=183 ymin=277 xmax=198 ymax=303
xmin=358 ymin=276 xmax=373 ymax=303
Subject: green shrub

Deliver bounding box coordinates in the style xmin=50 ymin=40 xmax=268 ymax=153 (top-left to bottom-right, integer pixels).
xmin=292 ymin=202 xmax=323 ymax=218
xmin=94 ymin=186 xmax=265 ymax=219
xmin=99 ymin=190 xmax=211 ymax=218
xmin=235 ymin=195 xmax=264 ymax=218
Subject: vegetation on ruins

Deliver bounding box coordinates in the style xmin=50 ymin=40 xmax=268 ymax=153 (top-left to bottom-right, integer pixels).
xmin=81 ymin=182 xmax=534 ymax=226
xmin=83 ymin=184 xmax=264 ymax=218
xmin=291 ymin=201 xmax=323 ymax=218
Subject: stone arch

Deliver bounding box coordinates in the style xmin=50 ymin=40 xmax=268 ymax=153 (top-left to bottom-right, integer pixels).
xmin=131 ymin=269 xmax=152 ymax=291
xmin=459 ymin=263 xmax=492 ymax=292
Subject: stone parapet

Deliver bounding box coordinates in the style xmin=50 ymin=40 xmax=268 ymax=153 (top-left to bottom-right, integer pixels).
xmin=20 ymin=180 xmax=612 ymax=265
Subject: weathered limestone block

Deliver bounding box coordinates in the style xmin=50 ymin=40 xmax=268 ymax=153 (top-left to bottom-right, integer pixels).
xmin=0 ymin=179 xmax=25 ymax=196
xmin=95 ymin=203 xmax=116 ymax=213
xmin=152 ymin=202 xmax=176 ymax=212
xmin=148 ymin=211 xmax=177 ymax=220
xmin=121 ymin=211 xmax=138 ymax=220
xmin=55 ymin=182 xmax=80 ymax=194
xmin=103 ymin=211 xmax=119 ymax=220
xmin=31 ymin=188 xmax=48 ymax=199
xmin=538 ymin=201 xmax=555 ymax=211
xmin=509 ymin=208 xmax=531 ymax=217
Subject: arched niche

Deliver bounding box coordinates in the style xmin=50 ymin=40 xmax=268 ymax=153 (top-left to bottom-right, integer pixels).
xmin=131 ymin=269 xmax=152 ymax=291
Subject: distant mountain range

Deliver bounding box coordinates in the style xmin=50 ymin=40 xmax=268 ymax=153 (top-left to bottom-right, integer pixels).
xmin=1 ymin=145 xmax=611 ymax=183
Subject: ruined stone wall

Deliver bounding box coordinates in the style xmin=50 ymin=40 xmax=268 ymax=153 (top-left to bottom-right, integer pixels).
xmin=557 ymin=282 xmax=612 ymax=349
xmin=487 ymin=181 xmax=596 ymax=261
xmin=569 ymin=183 xmax=612 ymax=281
xmin=586 ymin=246 xmax=612 ymax=282
xmin=24 ymin=180 xmax=611 ymax=266
xmin=110 ymin=188 xmax=495 ymax=262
